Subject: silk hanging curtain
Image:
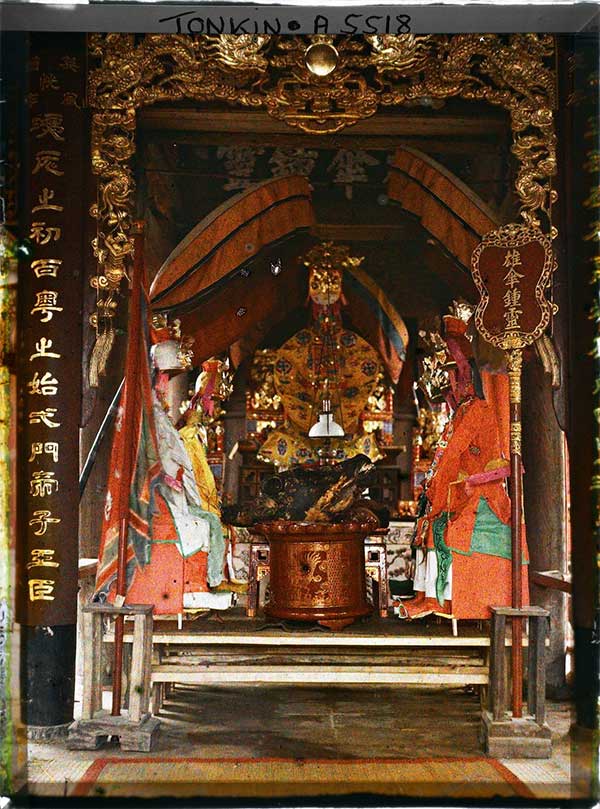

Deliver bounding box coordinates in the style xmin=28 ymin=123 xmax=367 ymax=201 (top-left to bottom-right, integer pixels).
xmin=150 ymin=174 xmax=409 ymax=381
xmin=387 ymin=146 xmax=500 ymax=273
xmin=150 ymin=176 xmax=315 ymax=364
xmin=343 ymin=265 xmax=408 ymax=384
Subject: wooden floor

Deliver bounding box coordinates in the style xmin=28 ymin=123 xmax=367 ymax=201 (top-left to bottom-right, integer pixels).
xmin=158 ymin=683 xmax=485 ymax=757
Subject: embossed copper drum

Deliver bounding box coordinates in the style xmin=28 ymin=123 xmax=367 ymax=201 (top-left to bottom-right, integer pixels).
xmin=255 ymin=521 xmax=372 ymax=630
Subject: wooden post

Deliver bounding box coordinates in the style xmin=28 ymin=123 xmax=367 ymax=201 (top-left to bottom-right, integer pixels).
xmin=128 ymin=612 xmax=153 ymax=722
xmin=490 ymin=610 xmax=507 ymax=721
xmin=81 ymin=609 xmax=103 ymax=720
xmin=507 ymin=348 xmax=524 ymax=717
xmin=527 ymin=614 xmax=547 ymax=725
xmin=110 ymin=224 xmax=145 ymax=716
xmin=17 ymin=32 xmax=86 ymax=730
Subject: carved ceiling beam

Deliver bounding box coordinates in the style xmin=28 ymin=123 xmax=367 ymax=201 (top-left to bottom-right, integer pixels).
xmin=138 ymin=108 xmax=509 ymax=141
xmin=87 ymin=32 xmax=557 ymax=384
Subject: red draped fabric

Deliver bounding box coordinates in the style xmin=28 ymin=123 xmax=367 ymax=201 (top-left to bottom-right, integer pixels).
xmin=95 ymin=246 xmax=161 ymax=599
xmin=387 ymin=146 xmax=499 ymax=271
xmin=149 ymin=175 xmax=409 ymax=382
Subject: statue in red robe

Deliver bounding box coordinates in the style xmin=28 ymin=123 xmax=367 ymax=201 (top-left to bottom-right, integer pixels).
xmin=402 ymin=310 xmax=529 ymax=621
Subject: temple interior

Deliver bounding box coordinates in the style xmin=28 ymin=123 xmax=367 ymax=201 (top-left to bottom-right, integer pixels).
xmin=3 ymin=30 xmax=598 ymax=801
xmin=80 ymin=95 xmax=568 ymax=651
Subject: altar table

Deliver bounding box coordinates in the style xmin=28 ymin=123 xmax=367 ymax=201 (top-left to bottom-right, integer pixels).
xmin=104 ymin=611 xmax=543 ymax=713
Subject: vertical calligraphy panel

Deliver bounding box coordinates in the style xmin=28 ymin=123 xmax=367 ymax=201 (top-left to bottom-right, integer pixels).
xmin=17 ymin=34 xmax=84 ymax=627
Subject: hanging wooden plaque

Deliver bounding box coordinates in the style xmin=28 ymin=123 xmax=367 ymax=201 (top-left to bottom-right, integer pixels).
xmin=470 ymin=223 xmax=557 ymax=350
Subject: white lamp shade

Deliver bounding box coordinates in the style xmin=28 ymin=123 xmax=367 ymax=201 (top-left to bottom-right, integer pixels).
xmin=308 ymin=412 xmax=345 ymax=438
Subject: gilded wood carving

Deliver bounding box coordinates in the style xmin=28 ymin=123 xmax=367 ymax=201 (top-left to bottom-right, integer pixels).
xmin=87 ymin=33 xmax=557 ymax=383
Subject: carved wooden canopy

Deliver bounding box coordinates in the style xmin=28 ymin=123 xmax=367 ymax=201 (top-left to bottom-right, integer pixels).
xmin=87 ymin=34 xmax=557 ymax=383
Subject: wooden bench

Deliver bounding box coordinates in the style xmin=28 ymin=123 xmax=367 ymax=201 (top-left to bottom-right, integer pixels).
xmin=69 ymin=603 xmax=160 ymax=751
xmin=103 ymin=611 xmax=545 ymax=714
xmin=482 ymin=606 xmax=552 ymax=758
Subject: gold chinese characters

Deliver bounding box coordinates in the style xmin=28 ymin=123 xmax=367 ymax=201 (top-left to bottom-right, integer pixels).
xmin=25 ymin=55 xmax=72 ymax=607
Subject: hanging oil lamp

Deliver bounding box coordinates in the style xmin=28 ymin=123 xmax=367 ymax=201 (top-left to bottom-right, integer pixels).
xmin=308 ymin=377 xmax=345 ymax=438
xmin=303 ymin=244 xmax=347 ymax=441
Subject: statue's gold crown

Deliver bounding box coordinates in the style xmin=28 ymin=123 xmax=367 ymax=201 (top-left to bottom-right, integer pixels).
xmin=302 ymin=241 xmax=364 ymax=273
xmin=417 ymin=330 xmax=452 ymax=402
xmin=446 ymin=299 xmax=474 ymax=323
xmin=303 ymin=241 xmax=364 ymax=307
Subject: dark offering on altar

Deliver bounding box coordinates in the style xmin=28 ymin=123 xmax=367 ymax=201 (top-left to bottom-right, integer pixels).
xmin=223 ymin=454 xmax=389 ymax=629
xmin=221 ymin=453 xmax=389 ymax=529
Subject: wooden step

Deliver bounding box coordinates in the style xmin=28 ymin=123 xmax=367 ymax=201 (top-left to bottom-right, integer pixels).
xmin=151 ymin=664 xmax=489 ymax=685
xmin=106 ymin=629 xmax=543 ymax=648
xmin=106 ymin=631 xmax=528 ymax=647
xmin=157 ymin=651 xmax=486 ymax=667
